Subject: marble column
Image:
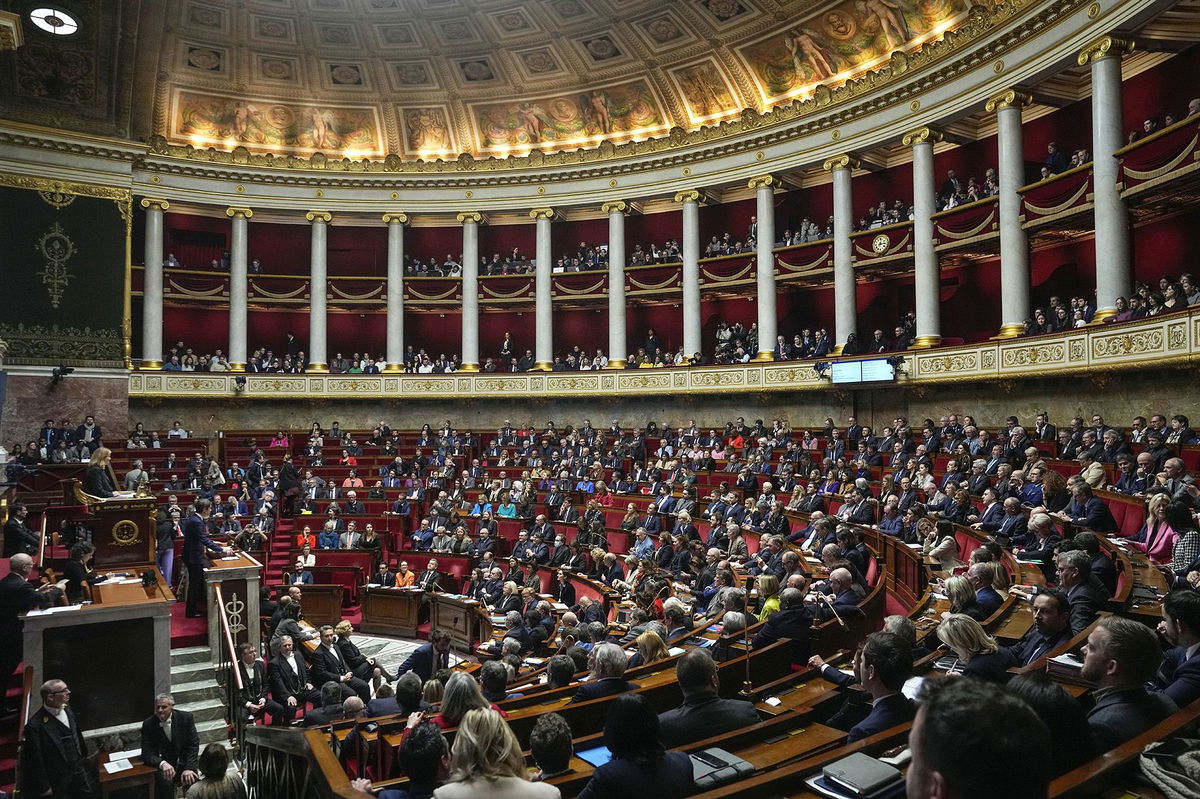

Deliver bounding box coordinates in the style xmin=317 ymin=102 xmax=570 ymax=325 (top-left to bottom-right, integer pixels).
xmin=382 ymin=213 xmax=408 ymax=372
xmin=986 ymin=89 xmax=1033 ymax=337
xmin=675 ymin=190 xmax=702 ymax=362
xmin=225 ymin=206 xmax=253 ymax=371
xmin=1080 ymin=36 xmax=1135 ymax=321
xmin=458 ymin=212 xmax=482 ymax=372
xmin=902 ymin=129 xmax=941 ymax=348
xmin=305 ymin=210 xmax=331 ymax=372
xmin=824 ymin=155 xmax=860 ymax=354
xmin=749 ymin=175 xmax=778 ymax=360
xmin=138 ymin=198 xmax=169 ymax=369
xmin=602 ymin=201 xmax=629 ymax=368
xmin=531 ymin=207 xmax=555 ymax=371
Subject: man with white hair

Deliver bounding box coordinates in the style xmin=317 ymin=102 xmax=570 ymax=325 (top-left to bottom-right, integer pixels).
xmin=811 ymin=568 xmax=861 ymax=622
xmin=2 ymin=553 xmax=58 ymax=695
xmin=568 ymin=643 xmax=637 ymax=703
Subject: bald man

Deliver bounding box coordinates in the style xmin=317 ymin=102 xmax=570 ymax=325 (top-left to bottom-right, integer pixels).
xmin=812 ymin=567 xmax=861 ymax=622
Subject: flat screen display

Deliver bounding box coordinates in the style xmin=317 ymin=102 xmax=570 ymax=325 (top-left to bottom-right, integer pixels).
xmin=830 ymin=358 xmax=894 ymax=384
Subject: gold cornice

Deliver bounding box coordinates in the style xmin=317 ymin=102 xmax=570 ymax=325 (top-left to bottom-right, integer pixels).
xmin=674 ymin=190 xmax=701 ymax=204
xmin=529 ymin=208 xmax=556 ymax=220
xmin=225 ymin=206 xmax=253 ymax=219
xmin=1077 ymin=35 xmax=1135 ymax=66
xmin=305 ymin=210 xmax=332 ymax=223
xmin=823 ymin=154 xmax=861 ymax=172
xmin=601 ymin=201 xmax=629 ymax=215
xmin=0 ymin=11 xmax=24 ymax=52
xmin=140 ymin=198 xmax=170 ymax=211
xmin=456 ymin=212 xmax=483 ymax=224
xmin=0 ymin=172 xmax=131 ymax=203
xmin=747 ymin=175 xmax=779 ymax=190
xmin=382 ymin=212 xmax=409 ymax=225
xmin=901 ymin=127 xmax=944 ymax=147
xmin=984 ymin=89 xmax=1033 ymax=114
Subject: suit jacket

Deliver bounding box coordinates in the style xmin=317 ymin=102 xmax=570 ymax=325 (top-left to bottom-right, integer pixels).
xmin=752 ymin=606 xmax=814 ymax=663
xmin=141 ymin=709 xmax=200 ymax=773
xmin=1154 ymin=645 xmax=1200 ymax=708
xmin=578 ymin=751 xmax=694 ymax=799
xmin=569 ymin=677 xmax=638 ymax=704
xmin=0 ymin=571 xmax=49 ymax=638
xmin=1066 ymin=581 xmax=1107 ymax=634
xmin=815 ymin=589 xmax=861 ymax=623
xmin=21 ymin=705 xmax=93 ymax=797
xmin=270 ymin=652 xmax=314 ymax=700
xmin=975 ymin=586 xmax=1004 ymax=617
xmin=182 ymin=513 xmax=223 ymax=566
xmin=309 ymin=644 xmax=352 ymax=685
xmin=994 ymin=513 xmax=1028 ymax=543
xmin=1002 ymin=625 xmax=1073 ymax=668
xmin=3 ymin=517 xmax=40 ymax=556
xmin=397 ymin=642 xmax=449 ymax=683
xmin=1065 ymin=497 xmax=1118 ymax=533
xmin=1087 ymin=686 xmax=1177 ymax=752
xmin=658 ymin=690 xmax=761 ymax=748
xmin=238 ymin=659 xmax=271 ymax=705
xmin=848 ymin=693 xmax=916 ymax=742
xmin=366 ymin=696 xmax=402 ymax=716
xmin=961 ymin=650 xmax=1013 ymax=682
xmin=417 ymin=570 xmax=441 ymax=591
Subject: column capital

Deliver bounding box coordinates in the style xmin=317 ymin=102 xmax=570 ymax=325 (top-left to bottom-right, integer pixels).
xmin=673 ymin=189 xmax=701 ymax=204
xmin=529 ymin=207 xmax=557 ymax=220
xmin=747 ymin=175 xmax=779 ymax=190
xmin=901 ymin=126 xmax=943 ymax=147
xmin=1077 ymin=35 xmax=1134 ymax=66
xmin=305 ymin=210 xmax=332 ymax=223
xmin=823 ymin=154 xmax=860 ymax=172
xmin=456 ymin=211 xmax=483 ymax=224
xmin=140 ymin=197 xmax=170 ymax=211
xmin=984 ymin=89 xmax=1033 ymax=114
xmin=601 ymin=200 xmax=630 ymax=215
xmin=0 ymin=11 xmax=26 ymax=51
xmin=225 ymin=206 xmax=253 ymax=219
xmin=382 ymin=212 xmax=409 ymax=225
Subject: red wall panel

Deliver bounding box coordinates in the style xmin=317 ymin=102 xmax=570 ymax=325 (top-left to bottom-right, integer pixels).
xmin=410 ymin=226 xmax=465 ymax=264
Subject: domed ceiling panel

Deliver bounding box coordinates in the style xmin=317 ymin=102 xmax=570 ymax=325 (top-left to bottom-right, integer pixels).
xmin=151 ymin=0 xmax=974 ymax=160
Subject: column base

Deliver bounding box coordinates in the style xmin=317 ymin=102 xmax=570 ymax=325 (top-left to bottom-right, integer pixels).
xmin=533 ymin=361 xmax=554 ymax=372
xmin=306 ymin=364 xmax=329 ymax=373
xmin=383 ymin=363 xmax=404 ymax=373
xmin=140 ymin=360 xmax=163 ymax=370
xmin=910 ymin=335 xmax=942 ymax=349
xmin=1091 ymin=308 xmax=1117 ymax=323
xmin=459 ymin=362 xmax=481 ymax=373
xmin=992 ymin=323 xmax=1026 ymax=339
xmin=228 ymin=363 xmax=246 ymax=373
xmin=605 ymin=359 xmax=627 ymax=369
xmin=752 ymin=351 xmax=774 ymax=362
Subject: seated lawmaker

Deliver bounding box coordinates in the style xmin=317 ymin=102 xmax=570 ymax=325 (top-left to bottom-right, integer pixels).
xmin=657 ymin=649 xmax=760 ymax=748
xmin=1153 ymin=589 xmax=1200 ymax=708
xmin=847 ymin=631 xmax=916 ymax=742
xmin=568 ymin=643 xmax=637 ymax=704
xmin=1080 ymin=616 xmax=1177 ymax=752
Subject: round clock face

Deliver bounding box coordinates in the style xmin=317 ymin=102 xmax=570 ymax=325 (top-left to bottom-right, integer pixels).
xmin=872 ymin=234 xmax=889 ymax=254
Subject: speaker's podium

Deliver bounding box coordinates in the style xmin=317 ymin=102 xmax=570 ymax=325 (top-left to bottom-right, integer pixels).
xmin=20 ymin=481 xmax=173 ymax=733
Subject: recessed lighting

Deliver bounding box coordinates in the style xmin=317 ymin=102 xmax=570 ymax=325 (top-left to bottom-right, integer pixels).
xmin=30 ymin=7 xmax=78 ymax=36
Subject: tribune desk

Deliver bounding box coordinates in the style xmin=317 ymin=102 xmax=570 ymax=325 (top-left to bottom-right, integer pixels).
xmin=21 ymin=572 xmax=174 ymax=731
xmin=204 ymin=551 xmax=263 ymax=654
xmin=360 ymin=585 xmax=422 ymax=637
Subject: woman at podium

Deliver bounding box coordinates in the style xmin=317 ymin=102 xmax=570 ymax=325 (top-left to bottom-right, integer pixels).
xmin=83 ymin=446 xmax=116 ymax=497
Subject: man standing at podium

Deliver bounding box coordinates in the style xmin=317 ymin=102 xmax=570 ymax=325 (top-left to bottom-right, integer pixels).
xmin=183 ymin=498 xmax=232 ymax=618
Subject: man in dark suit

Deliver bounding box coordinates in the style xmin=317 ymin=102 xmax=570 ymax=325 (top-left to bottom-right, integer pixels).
xmin=568 ymin=643 xmax=638 ymax=704
xmin=658 ymin=649 xmax=760 ymax=747
xmin=309 ymin=625 xmax=370 ymax=702
xmin=237 ymin=642 xmax=285 ymax=725
xmin=812 ymin=568 xmax=862 ymax=624
xmin=1000 ymin=589 xmax=1074 ymax=668
xmin=1081 ymin=616 xmax=1177 ymax=752
xmin=2 ymin=554 xmax=57 ymax=684
xmin=3 ymin=503 xmax=40 ymax=556
xmin=847 ymin=631 xmax=916 ymax=742
xmin=1155 ymin=589 xmax=1200 ymax=707
xmin=303 ymin=682 xmax=349 ymax=726
xmin=1056 ymin=550 xmax=1109 ymax=634
xmin=396 ymin=629 xmax=452 ymax=683
xmin=1053 ymin=484 xmax=1118 ymax=533
xmin=966 ymin=562 xmax=1005 ymax=618
xmin=141 ymin=693 xmax=200 ymax=799
xmin=269 ymin=635 xmax=320 ymax=722
xmin=20 ymin=679 xmax=97 ymax=798
xmin=752 ymin=587 xmax=814 ymax=665
xmin=182 ymin=498 xmax=230 ymax=617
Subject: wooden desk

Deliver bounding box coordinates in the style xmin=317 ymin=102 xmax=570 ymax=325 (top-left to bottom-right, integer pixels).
xmin=269 ymin=584 xmax=345 ymax=627
xmin=99 ymin=755 xmax=157 ymax=798
xmin=360 ymin=586 xmax=422 ymax=637
xmin=430 ymin=594 xmax=492 ymax=650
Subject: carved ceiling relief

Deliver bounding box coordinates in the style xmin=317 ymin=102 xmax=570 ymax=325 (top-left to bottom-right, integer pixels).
xmin=150 ymin=0 xmax=974 ymax=161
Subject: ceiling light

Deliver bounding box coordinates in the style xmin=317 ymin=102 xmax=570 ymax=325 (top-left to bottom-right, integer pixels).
xmin=29 ymin=7 xmax=78 ymax=36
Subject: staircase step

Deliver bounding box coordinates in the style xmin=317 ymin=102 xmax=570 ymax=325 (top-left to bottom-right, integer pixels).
xmin=171 ymin=660 xmax=215 ymax=682
xmin=171 ymin=646 xmax=212 ymax=667
xmin=177 ymin=697 xmax=227 ymax=723
xmin=197 ymin=718 xmax=229 ymax=746
xmin=171 ymin=679 xmax=225 ymax=706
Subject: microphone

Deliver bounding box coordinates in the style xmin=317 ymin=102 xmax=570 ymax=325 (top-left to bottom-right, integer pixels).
xmin=821 ymin=594 xmax=849 ymax=630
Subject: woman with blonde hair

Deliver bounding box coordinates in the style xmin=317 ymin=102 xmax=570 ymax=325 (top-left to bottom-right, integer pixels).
xmin=433 ymin=708 xmax=559 ymax=798
xmin=84 ymin=446 xmax=116 ymax=497
xmin=936 ymin=613 xmax=1008 ymax=682
xmin=941 ymin=575 xmax=986 ymax=621
xmin=1129 ymin=492 xmax=1178 ymax=564
xmin=756 ymin=573 xmax=781 ymax=618
xmin=430 ymin=672 xmax=502 ymax=730
xmin=628 ymin=630 xmax=670 ymax=669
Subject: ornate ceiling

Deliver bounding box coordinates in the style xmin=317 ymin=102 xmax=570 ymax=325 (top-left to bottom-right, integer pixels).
xmin=148 ymin=0 xmax=970 ymax=160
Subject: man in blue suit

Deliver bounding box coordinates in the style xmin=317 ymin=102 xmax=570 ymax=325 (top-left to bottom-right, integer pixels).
xmin=966 ymin=562 xmax=1005 ymax=618
xmin=1054 ymin=483 xmax=1117 ymax=533
xmin=396 ymin=629 xmax=452 ymax=683
xmin=1155 ymin=589 xmax=1200 ymax=707
xmin=182 ymin=498 xmax=230 ymax=617
xmin=568 ymin=643 xmax=638 ymax=704
xmin=847 ymin=631 xmax=916 ymax=742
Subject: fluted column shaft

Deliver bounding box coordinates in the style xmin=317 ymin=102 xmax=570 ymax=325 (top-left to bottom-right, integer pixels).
xmin=825 ymin=156 xmax=859 ymax=352
xmin=139 ymin=198 xmax=168 ymax=369
xmin=905 ymin=130 xmax=941 ymax=348
xmin=1081 ymin=37 xmax=1134 ymax=320
xmin=604 ymin=201 xmax=629 ymax=368
xmin=226 ymin=207 xmax=252 ymax=370
xmin=383 ymin=213 xmax=407 ymax=372
xmin=459 ymin=212 xmax=482 ymax=372
xmin=987 ymin=90 xmax=1033 ymax=337
xmin=750 ymin=176 xmax=778 ymax=359
xmin=306 ymin=211 xmax=331 ymax=372
xmin=676 ymin=191 xmax=702 ymax=361
xmin=532 ymin=208 xmax=555 ymax=370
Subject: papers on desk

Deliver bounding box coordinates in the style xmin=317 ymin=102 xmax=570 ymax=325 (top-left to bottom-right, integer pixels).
xmin=104 ymin=760 xmax=133 ymax=774
xmin=930 ymin=592 xmax=947 ymax=601
xmin=26 ymin=605 xmax=83 ymax=616
xmin=668 ymin=647 xmax=685 ymax=656
xmin=109 ymin=749 xmax=141 ymax=762
xmin=220 ymin=555 xmax=241 ymax=561
xmin=116 ymin=578 xmax=144 ymax=584
xmin=901 ymin=675 xmax=925 ymax=701
xmin=366 ymin=583 xmax=381 ymax=588
xmin=763 ymin=696 xmax=782 ymax=707
xmin=904 ymin=543 xmax=922 ymax=550
xmin=552 ymin=603 xmax=568 ymax=611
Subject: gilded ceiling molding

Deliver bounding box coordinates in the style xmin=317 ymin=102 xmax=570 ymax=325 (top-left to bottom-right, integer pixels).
xmin=984 ymin=89 xmax=1034 ymax=113
xmin=139 ymin=198 xmax=170 ymax=211
xmin=600 ymin=200 xmax=629 ymax=215
xmin=673 ymin=189 xmax=701 ymax=204
xmin=381 ymin=212 xmax=409 ymax=225
xmin=305 ymin=210 xmax=332 ymax=223
xmin=1077 ymin=35 xmax=1136 ymax=66
xmin=225 ymin=206 xmax=254 ymax=219
xmin=456 ymin=212 xmax=483 ymax=224
xmin=0 ymin=172 xmax=131 ymax=203
xmin=822 ymin=154 xmax=861 ymax=172
xmin=901 ymin=127 xmax=944 ymax=147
